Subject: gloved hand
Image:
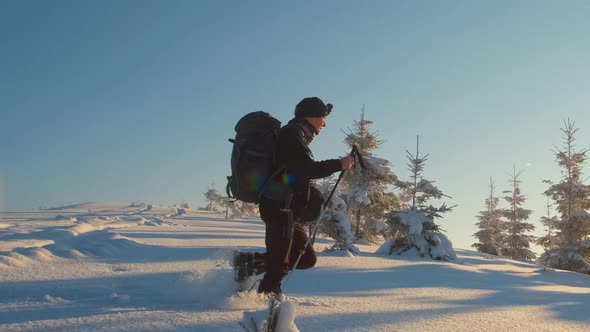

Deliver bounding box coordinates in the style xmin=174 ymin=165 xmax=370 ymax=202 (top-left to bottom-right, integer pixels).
xmin=340 ymin=155 xmax=355 ymax=170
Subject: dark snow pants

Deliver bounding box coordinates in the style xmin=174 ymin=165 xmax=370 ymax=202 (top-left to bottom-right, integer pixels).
xmin=258 ymin=197 xmax=317 ymax=294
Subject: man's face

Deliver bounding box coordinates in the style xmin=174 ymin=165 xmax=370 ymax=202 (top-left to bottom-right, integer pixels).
xmin=306 ymin=116 xmax=327 ymax=134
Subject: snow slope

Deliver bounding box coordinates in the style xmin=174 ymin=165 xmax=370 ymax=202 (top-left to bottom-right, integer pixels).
xmin=1 ymin=203 xmax=589 ymax=331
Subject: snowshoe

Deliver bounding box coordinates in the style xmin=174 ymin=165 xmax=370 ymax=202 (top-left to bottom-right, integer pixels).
xmin=233 ymin=251 xmax=266 ymax=281
xmin=233 ymin=251 xmax=267 ymax=292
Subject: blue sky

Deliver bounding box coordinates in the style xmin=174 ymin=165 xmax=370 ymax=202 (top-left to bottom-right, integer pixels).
xmin=2 ymin=1 xmax=590 ymax=249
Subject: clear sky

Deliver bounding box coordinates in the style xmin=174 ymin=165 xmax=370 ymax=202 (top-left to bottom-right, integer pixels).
xmin=2 ymin=0 xmax=590 ymax=250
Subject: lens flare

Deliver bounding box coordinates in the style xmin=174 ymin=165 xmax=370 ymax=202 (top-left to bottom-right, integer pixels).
xmin=247 ymin=171 xmax=265 ymax=191
xmin=281 ymin=173 xmax=295 ymax=185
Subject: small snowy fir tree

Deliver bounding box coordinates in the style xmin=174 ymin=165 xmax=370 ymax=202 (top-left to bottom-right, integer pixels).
xmin=472 ymin=178 xmax=505 ymax=256
xmin=342 ymin=106 xmax=399 ymax=243
xmin=377 ymin=136 xmax=456 ymax=261
xmin=500 ymin=167 xmax=536 ymax=261
xmin=315 ymin=177 xmax=360 ymax=255
xmin=204 ymin=185 xmax=224 ymax=212
xmin=540 ymin=120 xmax=590 ymax=273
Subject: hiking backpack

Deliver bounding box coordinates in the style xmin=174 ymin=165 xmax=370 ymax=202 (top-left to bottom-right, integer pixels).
xmin=226 ymin=111 xmax=284 ymax=204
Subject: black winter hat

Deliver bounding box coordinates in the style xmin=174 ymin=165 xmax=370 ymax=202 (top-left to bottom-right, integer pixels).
xmin=294 ymin=97 xmax=333 ymax=118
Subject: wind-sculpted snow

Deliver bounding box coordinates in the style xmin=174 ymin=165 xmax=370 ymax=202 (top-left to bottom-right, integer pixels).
xmin=124 ymin=203 xmax=152 ymax=215
xmin=1 ymin=203 xmax=590 ymax=331
xmin=0 ymin=203 xmax=182 ymax=267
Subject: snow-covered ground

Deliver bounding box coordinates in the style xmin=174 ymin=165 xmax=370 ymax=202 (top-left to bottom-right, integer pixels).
xmin=1 ymin=202 xmax=589 ymax=331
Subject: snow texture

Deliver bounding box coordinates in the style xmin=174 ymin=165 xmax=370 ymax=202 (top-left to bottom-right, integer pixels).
xmin=400 ymin=208 xmax=425 ymax=235
xmin=274 ymin=300 xmax=299 ymax=332
xmin=1 ymin=202 xmax=590 ymax=331
xmin=348 ymin=186 xmax=371 ymax=205
xmin=240 ymin=299 xmax=299 ymax=332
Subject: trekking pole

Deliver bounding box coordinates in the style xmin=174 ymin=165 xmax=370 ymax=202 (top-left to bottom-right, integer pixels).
xmin=282 ymin=145 xmax=365 ymax=294
xmin=309 ymin=145 xmax=366 ymax=243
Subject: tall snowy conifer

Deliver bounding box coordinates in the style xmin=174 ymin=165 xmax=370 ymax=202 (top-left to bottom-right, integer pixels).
xmin=472 ymin=178 xmax=505 ymax=255
xmin=377 ymin=136 xmax=456 ymax=261
xmin=501 ymin=167 xmax=536 ymax=261
xmin=540 ymin=120 xmax=590 ymax=273
xmin=342 ymin=106 xmax=399 ymax=243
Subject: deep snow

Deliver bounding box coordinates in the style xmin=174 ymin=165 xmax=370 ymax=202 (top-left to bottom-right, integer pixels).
xmin=1 ymin=202 xmax=590 ymax=331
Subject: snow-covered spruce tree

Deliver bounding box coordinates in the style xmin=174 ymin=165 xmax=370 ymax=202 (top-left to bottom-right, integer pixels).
xmin=472 ymin=178 xmax=505 ymax=256
xmin=377 ymin=136 xmax=456 ymax=261
xmin=315 ymin=177 xmax=360 ymax=255
xmin=203 ymin=185 xmax=224 ymax=212
xmin=500 ymin=167 xmax=536 ymax=261
xmin=342 ymin=106 xmax=399 ymax=243
xmin=540 ymin=120 xmax=590 ymax=273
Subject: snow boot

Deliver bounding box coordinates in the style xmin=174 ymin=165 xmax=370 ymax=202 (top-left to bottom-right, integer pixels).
xmin=233 ymin=251 xmax=267 ymax=282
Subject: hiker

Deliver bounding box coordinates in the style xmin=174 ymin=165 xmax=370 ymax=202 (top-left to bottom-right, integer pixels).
xmin=235 ymin=97 xmax=355 ymax=295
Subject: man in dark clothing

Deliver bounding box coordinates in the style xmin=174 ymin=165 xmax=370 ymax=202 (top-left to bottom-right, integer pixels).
xmin=236 ymin=97 xmax=355 ymax=295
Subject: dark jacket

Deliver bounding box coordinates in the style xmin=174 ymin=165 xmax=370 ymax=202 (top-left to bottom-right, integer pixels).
xmin=272 ymin=118 xmax=342 ymax=211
